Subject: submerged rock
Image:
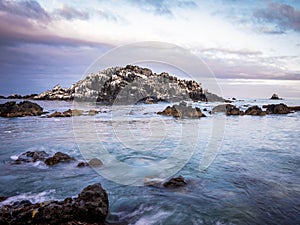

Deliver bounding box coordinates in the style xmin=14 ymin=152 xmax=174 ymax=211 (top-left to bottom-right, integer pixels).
xmin=157 ymin=101 xmax=206 ymax=118
xmin=88 ymin=158 xmax=103 ymax=167
xmin=163 ymin=176 xmax=187 ymax=188
xmin=0 ymin=101 xmax=43 ymax=117
xmin=0 ymin=196 xmax=8 ymax=202
xmin=47 ymin=109 xmax=84 ymax=118
xmin=44 ymin=152 xmax=75 ymax=166
xmin=244 ymin=106 xmax=266 ymax=116
xmin=0 ymin=183 xmax=109 ymax=225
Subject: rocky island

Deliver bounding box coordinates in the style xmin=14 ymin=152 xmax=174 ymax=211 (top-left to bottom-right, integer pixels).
xmin=4 ymin=65 xmax=223 ymax=104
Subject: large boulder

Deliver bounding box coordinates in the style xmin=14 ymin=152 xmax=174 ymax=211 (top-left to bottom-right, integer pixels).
xmin=0 ymin=183 xmax=109 ymax=225
xmin=157 ymin=101 xmax=206 ymax=118
xmin=226 ymin=105 xmax=244 ymax=116
xmin=44 ymin=152 xmax=75 ymax=166
xmin=0 ymin=101 xmax=43 ymax=117
xmin=245 ymin=106 xmax=266 ymax=116
xmin=263 ymin=103 xmax=291 ymax=114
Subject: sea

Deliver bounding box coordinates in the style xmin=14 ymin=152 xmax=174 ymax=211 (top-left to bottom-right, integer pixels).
xmin=0 ymin=98 xmax=299 ymax=225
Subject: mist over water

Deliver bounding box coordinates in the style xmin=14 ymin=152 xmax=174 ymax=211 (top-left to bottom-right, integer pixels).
xmin=0 ymin=99 xmax=300 ymax=224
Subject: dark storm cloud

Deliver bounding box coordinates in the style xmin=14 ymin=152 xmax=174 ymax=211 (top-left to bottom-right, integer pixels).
xmin=254 ymin=2 xmax=300 ymax=33
xmin=0 ymin=0 xmax=50 ymax=22
xmin=54 ymin=5 xmax=89 ymax=21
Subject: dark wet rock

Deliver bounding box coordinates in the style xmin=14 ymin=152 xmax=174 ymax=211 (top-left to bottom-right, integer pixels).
xmin=88 ymin=158 xmax=103 ymax=167
xmin=270 ymin=93 xmax=283 ymax=100
xmin=0 ymin=95 xmax=6 ymax=99
xmin=7 ymin=94 xmax=23 ymax=99
xmin=263 ymin=103 xmax=291 ymax=114
xmin=0 ymin=183 xmax=108 ymax=225
xmin=163 ymin=176 xmax=187 ymax=188
xmin=44 ymin=152 xmax=75 ymax=166
xmin=0 ymin=101 xmax=43 ymax=118
xmin=288 ymin=106 xmax=300 ymax=111
xmin=225 ymin=105 xmax=244 ymax=116
xmin=77 ymin=161 xmax=89 ymax=167
xmin=157 ymin=101 xmax=206 ymax=118
xmin=245 ymin=106 xmax=266 ymax=116
xmin=13 ymin=151 xmax=49 ymax=164
xmin=0 ymin=196 xmax=8 ymax=202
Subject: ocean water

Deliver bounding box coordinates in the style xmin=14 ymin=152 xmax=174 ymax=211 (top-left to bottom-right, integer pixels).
xmin=0 ymin=99 xmax=300 ymax=225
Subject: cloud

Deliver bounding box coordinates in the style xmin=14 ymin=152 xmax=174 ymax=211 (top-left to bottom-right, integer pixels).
xmin=128 ymin=0 xmax=197 ymax=16
xmin=254 ymin=2 xmax=300 ymax=33
xmin=54 ymin=5 xmax=89 ymax=21
xmin=0 ymin=0 xmax=50 ymax=23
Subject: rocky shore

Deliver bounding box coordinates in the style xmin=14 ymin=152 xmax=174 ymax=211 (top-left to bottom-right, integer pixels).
xmin=0 ymin=183 xmax=109 ymax=225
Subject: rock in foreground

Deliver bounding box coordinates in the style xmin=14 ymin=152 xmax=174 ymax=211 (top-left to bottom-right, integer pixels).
xmin=0 ymin=183 xmax=108 ymax=225
xmin=163 ymin=176 xmax=188 ymax=188
xmin=157 ymin=102 xmax=206 ymax=118
xmin=0 ymin=101 xmax=43 ymax=117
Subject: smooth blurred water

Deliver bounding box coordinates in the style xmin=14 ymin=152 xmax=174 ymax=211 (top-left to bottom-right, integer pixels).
xmin=0 ymin=99 xmax=300 ymax=225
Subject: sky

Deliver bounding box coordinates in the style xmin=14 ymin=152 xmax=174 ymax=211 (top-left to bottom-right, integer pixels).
xmin=0 ymin=0 xmax=300 ymax=98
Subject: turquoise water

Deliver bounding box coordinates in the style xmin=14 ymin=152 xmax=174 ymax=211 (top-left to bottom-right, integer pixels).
xmin=0 ymin=99 xmax=300 ymax=224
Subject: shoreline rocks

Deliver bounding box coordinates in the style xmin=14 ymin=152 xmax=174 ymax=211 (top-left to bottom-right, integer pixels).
xmin=0 ymin=101 xmax=43 ymax=118
xmin=0 ymin=183 xmax=109 ymax=225
xmin=157 ymin=101 xmax=206 ymax=118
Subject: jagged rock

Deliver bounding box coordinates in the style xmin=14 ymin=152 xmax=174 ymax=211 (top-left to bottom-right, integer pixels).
xmin=163 ymin=176 xmax=187 ymax=188
xmin=7 ymin=94 xmax=23 ymax=99
xmin=245 ymin=106 xmax=266 ymax=116
xmin=0 ymin=183 xmax=109 ymax=225
xmin=157 ymin=101 xmax=206 ymax=118
xmin=13 ymin=151 xmax=49 ymax=164
xmin=263 ymin=103 xmax=291 ymax=114
xmin=88 ymin=158 xmax=103 ymax=167
xmin=44 ymin=152 xmax=75 ymax=166
xmin=34 ymin=84 xmax=74 ymax=101
xmin=270 ymin=93 xmax=282 ymax=100
xmin=0 ymin=101 xmax=43 ymax=117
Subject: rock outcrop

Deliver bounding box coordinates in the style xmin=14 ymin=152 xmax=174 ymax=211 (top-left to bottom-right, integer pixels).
xmin=44 ymin=152 xmax=75 ymax=166
xmin=244 ymin=106 xmax=266 ymax=116
xmin=34 ymin=84 xmax=75 ymax=101
xmin=0 ymin=183 xmax=109 ymax=225
xmin=0 ymin=101 xmax=43 ymax=117
xmin=12 ymin=151 xmax=75 ymax=166
xmin=270 ymin=93 xmax=283 ymax=100
xmin=157 ymin=101 xmax=206 ymax=118
xmin=263 ymin=103 xmax=291 ymax=114
xmin=5 ymin=66 xmax=224 ymax=104
xmin=226 ymin=105 xmax=244 ymax=116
